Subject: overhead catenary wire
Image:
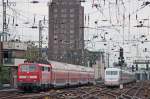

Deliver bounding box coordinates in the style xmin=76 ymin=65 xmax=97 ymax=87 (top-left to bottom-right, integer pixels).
xmin=0 ymin=1 xmax=49 ymax=42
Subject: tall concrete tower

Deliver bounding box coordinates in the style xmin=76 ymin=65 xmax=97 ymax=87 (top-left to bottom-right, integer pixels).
xmin=48 ymin=0 xmax=84 ymax=65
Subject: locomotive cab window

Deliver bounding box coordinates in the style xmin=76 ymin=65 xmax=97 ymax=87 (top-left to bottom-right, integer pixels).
xmin=106 ymin=71 xmax=118 ymax=75
xmin=29 ymin=65 xmax=36 ymax=72
xmin=20 ymin=65 xmax=28 ymax=72
xmin=20 ymin=65 xmax=36 ymax=72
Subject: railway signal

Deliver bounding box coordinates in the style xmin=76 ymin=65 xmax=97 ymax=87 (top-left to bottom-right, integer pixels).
xmin=132 ymin=65 xmax=135 ymax=72
xmin=118 ymin=47 xmax=125 ymax=66
xmin=136 ymin=64 xmax=138 ymax=71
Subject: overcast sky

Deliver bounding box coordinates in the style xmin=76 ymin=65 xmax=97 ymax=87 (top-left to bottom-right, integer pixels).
xmin=1 ymin=0 xmax=150 ymax=66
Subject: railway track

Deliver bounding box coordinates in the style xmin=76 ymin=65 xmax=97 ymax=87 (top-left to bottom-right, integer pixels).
xmin=0 ymin=91 xmax=27 ymax=99
xmin=119 ymin=81 xmax=150 ymax=99
xmin=0 ymin=81 xmax=150 ymax=99
xmin=49 ymin=84 xmax=119 ymax=99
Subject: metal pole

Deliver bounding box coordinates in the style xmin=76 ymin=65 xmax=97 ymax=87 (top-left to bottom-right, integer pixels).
xmin=120 ymin=59 xmax=123 ymax=87
xmin=2 ymin=0 xmax=7 ymax=41
xmin=108 ymin=53 xmax=109 ymax=68
xmin=120 ymin=47 xmax=123 ymax=89
xmin=39 ymin=20 xmax=43 ymax=59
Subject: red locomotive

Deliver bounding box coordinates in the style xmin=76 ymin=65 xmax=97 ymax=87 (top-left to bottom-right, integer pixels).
xmin=17 ymin=60 xmax=95 ymax=91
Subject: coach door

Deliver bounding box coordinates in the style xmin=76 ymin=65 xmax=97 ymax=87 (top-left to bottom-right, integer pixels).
xmin=49 ymin=66 xmax=52 ymax=85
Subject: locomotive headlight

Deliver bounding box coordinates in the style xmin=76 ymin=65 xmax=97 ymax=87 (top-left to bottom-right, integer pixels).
xmin=29 ymin=76 xmax=37 ymax=79
xmin=19 ymin=76 xmax=26 ymax=79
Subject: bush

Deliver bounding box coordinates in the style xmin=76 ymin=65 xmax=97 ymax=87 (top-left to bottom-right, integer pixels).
xmin=0 ymin=67 xmax=10 ymax=84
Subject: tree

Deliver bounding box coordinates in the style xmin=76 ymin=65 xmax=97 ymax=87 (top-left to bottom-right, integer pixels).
xmin=0 ymin=66 xmax=10 ymax=86
xmin=24 ymin=41 xmax=39 ymax=61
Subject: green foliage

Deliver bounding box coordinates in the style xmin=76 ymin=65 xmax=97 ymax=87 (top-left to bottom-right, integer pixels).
xmin=0 ymin=66 xmax=10 ymax=84
xmin=84 ymin=49 xmax=104 ymax=67
xmin=0 ymin=65 xmax=2 ymax=72
xmin=25 ymin=45 xmax=39 ymax=61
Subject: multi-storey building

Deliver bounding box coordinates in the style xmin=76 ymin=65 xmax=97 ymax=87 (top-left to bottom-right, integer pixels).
xmin=48 ymin=0 xmax=84 ymax=65
xmin=0 ymin=41 xmax=27 ymax=88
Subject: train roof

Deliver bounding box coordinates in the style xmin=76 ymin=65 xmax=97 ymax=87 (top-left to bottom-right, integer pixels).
xmin=105 ymin=67 xmax=133 ymax=74
xmin=48 ymin=60 xmax=93 ymax=72
xmin=49 ymin=60 xmax=68 ymax=70
xmin=18 ymin=63 xmax=50 ymax=66
xmin=18 ymin=60 xmax=94 ymax=72
xmin=105 ymin=67 xmax=121 ymax=71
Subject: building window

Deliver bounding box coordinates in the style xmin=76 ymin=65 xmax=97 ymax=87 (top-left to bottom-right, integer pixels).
xmin=54 ymin=35 xmax=58 ymax=39
xmin=54 ymin=25 xmax=58 ymax=30
xmin=54 ymin=30 xmax=58 ymax=34
xmin=76 ymin=1 xmax=80 ymax=5
xmin=54 ymin=14 xmax=58 ymax=18
xmin=61 ymin=24 xmax=65 ymax=29
xmin=70 ymin=19 xmax=74 ymax=23
xmin=70 ymin=9 xmax=74 ymax=13
xmin=69 ymin=2 xmax=73 ymax=5
xmin=61 ymin=9 xmax=67 ymax=13
xmin=54 ymin=50 xmax=58 ymax=54
xmin=70 ymin=35 xmax=74 ymax=39
xmin=54 ymin=9 xmax=58 ymax=13
xmin=62 ymin=19 xmax=66 ymax=23
xmin=61 ymin=14 xmax=67 ymax=18
xmin=62 ymin=30 xmax=66 ymax=34
xmin=62 ymin=2 xmax=67 ymax=5
xmin=60 ymin=44 xmax=64 ymax=48
xmin=70 ymin=44 xmax=74 ymax=48
xmin=54 ymin=40 xmax=58 ymax=44
xmin=70 ymin=24 xmax=74 ymax=29
xmin=54 ymin=45 xmax=58 ymax=49
xmin=70 ymin=30 xmax=74 ymax=34
xmin=70 ymin=14 xmax=74 ymax=18
xmin=70 ymin=39 xmax=74 ymax=43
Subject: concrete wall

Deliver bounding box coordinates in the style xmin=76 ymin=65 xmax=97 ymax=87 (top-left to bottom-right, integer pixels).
xmin=14 ymin=59 xmax=25 ymax=66
xmin=93 ymin=60 xmax=105 ymax=80
xmin=10 ymin=67 xmax=17 ymax=88
xmin=14 ymin=50 xmax=26 ymax=58
xmin=4 ymin=58 xmax=25 ymax=66
xmin=3 ymin=42 xmax=27 ymax=50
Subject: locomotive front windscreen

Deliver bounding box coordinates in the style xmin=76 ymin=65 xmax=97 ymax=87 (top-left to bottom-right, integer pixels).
xmin=106 ymin=71 xmax=118 ymax=75
xmin=20 ymin=65 xmax=36 ymax=72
